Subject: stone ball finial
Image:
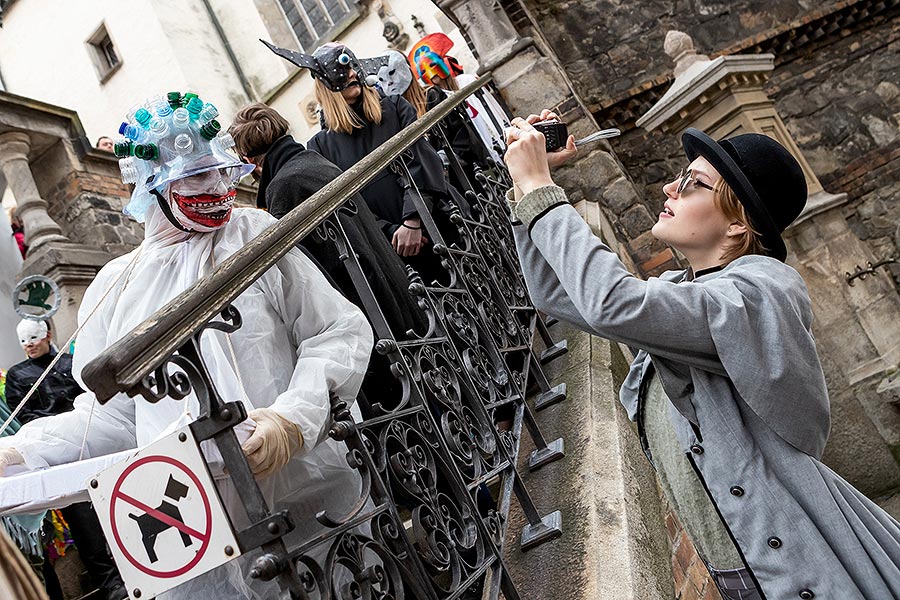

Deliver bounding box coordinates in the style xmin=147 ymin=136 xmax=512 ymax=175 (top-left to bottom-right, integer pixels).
xmin=664 ymin=30 xmax=710 ymax=78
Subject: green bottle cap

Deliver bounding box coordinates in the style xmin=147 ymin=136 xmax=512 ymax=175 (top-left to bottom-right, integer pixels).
xmin=134 ymin=143 xmax=159 ymax=161
xmin=113 ymin=140 xmax=133 ymax=158
xmin=167 ymin=91 xmax=182 ymax=108
xmin=199 ymin=119 xmax=221 ymax=140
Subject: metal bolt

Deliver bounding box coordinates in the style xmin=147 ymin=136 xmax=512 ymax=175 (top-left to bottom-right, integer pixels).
xmin=221 ymin=408 xmax=232 ymax=421
xmin=178 ymin=432 xmax=187 ymax=442
xmin=224 ymin=545 xmax=234 ymax=556
xmin=267 ymin=522 xmax=280 ymax=534
xmin=133 ymin=589 xmax=142 ymax=598
xmin=90 ymin=479 xmax=98 ymax=489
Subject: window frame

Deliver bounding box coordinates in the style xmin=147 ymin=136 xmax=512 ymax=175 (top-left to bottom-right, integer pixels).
xmin=275 ymin=0 xmax=361 ymax=52
xmin=86 ymin=22 xmax=122 ymax=84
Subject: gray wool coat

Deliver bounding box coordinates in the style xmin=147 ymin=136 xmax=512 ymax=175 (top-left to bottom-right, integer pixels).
xmin=510 ymin=185 xmax=900 ymax=600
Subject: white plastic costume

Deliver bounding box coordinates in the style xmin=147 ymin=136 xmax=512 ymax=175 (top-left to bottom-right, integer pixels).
xmin=0 ymin=203 xmax=374 ymax=597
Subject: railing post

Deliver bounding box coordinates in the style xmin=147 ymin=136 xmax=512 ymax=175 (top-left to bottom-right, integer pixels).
xmin=0 ymin=131 xmax=67 ymax=251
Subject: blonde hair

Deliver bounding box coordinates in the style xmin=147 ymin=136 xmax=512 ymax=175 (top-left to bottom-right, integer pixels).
xmin=229 ymin=103 xmax=290 ymax=157
xmin=403 ymin=81 xmax=427 ymax=118
xmin=314 ymin=79 xmax=382 ymax=134
xmin=713 ymin=180 xmax=768 ymax=263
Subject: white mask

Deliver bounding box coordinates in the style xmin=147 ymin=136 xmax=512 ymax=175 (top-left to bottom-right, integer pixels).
xmin=17 ymin=319 xmax=48 ymax=347
xmin=377 ymin=50 xmax=414 ymax=96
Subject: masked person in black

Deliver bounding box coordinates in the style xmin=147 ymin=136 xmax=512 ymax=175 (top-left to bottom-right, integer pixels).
xmin=5 ymin=320 xmax=126 ymax=600
xmin=229 ymin=102 xmax=424 ymax=339
xmin=263 ymin=41 xmax=455 ymax=287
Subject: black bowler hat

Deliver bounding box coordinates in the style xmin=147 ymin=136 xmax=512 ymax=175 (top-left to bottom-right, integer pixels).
xmin=681 ymin=128 xmax=807 ymax=262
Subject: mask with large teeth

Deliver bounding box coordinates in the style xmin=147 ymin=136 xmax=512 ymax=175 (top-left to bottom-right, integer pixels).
xmin=168 ymin=168 xmax=237 ymax=231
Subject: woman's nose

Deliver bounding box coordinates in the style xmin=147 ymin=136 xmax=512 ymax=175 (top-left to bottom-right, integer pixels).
xmin=662 ymin=178 xmax=678 ymax=197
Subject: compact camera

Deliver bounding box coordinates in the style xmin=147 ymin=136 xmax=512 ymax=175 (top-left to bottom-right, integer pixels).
xmin=532 ymin=120 xmax=569 ymax=152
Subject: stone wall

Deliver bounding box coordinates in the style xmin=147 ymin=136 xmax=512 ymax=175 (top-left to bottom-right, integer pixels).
xmin=520 ymin=0 xmax=900 ymax=282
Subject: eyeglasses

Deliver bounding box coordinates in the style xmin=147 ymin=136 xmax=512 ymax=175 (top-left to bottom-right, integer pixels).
xmin=675 ymin=169 xmax=716 ymax=195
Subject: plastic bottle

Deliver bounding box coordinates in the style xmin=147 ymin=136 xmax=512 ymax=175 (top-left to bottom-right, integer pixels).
xmin=173 ymin=133 xmax=193 ymax=155
xmin=118 ymin=122 xmax=148 ymax=143
xmin=214 ymin=131 xmax=236 ymax=152
xmin=147 ymin=116 xmax=169 ymax=137
xmin=199 ymin=120 xmax=221 ymax=141
xmin=167 ymin=91 xmax=182 ymax=109
xmin=186 ymin=97 xmax=204 ymax=121
xmin=198 ymin=103 xmax=219 ymax=124
xmin=152 ymin=96 xmax=173 ymax=119
xmin=119 ymin=157 xmax=139 ymax=184
xmin=134 ymin=144 xmax=159 ymax=161
xmin=172 ymin=107 xmax=190 ymax=130
xmin=134 ymin=108 xmax=153 ymax=128
xmin=124 ymin=102 xmax=145 ymax=125
xmin=114 ymin=139 xmax=134 ymax=158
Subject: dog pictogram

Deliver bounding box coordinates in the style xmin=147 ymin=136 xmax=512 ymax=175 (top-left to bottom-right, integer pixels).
xmin=128 ymin=474 xmax=193 ymax=563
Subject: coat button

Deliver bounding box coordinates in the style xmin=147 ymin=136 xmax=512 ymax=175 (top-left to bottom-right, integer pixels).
xmin=730 ymin=486 xmax=744 ymax=497
xmin=690 ymin=444 xmax=704 ymax=455
xmin=799 ymin=590 xmax=814 ymax=599
xmin=767 ymin=536 xmax=782 ymax=548
xmin=685 ymin=383 xmax=694 ymax=393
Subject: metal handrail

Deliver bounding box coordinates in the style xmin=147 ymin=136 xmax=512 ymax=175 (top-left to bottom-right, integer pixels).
xmin=81 ymin=75 xmax=493 ymax=403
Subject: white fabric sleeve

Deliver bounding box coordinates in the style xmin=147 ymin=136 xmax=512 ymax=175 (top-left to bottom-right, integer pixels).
xmin=258 ymin=247 xmax=374 ymax=454
xmin=0 ymin=260 xmax=138 ymax=469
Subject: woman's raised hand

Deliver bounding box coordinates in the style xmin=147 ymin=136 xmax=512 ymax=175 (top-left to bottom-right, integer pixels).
xmin=504 ymin=110 xmax=577 ymax=197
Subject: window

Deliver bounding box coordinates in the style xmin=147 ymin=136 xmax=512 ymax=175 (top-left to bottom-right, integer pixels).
xmin=86 ymin=23 xmax=122 ymax=83
xmin=277 ymin=0 xmax=359 ymax=51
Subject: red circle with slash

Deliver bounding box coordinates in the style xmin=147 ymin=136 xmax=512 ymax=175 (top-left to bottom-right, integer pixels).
xmin=108 ymin=455 xmax=212 ymax=578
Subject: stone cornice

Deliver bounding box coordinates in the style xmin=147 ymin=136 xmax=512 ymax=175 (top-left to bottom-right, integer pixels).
xmin=592 ymin=0 xmax=900 ymax=132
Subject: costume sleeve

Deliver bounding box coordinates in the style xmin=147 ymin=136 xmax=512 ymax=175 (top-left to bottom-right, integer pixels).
xmin=514 ymin=185 xmax=726 ymax=374
xmin=258 ymin=247 xmax=374 ymax=451
xmin=0 ymin=263 xmax=138 ymax=468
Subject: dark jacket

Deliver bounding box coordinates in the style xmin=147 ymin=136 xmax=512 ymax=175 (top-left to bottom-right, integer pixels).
xmin=257 ymin=135 xmax=424 ymax=338
xmin=5 ymin=351 xmax=82 ymax=423
xmin=307 ymin=94 xmax=449 ymax=237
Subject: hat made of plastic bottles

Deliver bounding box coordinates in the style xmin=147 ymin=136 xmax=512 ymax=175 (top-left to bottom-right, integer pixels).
xmin=114 ymin=92 xmax=254 ymax=222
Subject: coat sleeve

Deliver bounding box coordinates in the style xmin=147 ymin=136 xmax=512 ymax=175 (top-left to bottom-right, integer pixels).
xmin=516 ymin=186 xmax=726 ymax=374
xmin=0 ymin=262 xmax=138 ymax=469
xmin=258 ymin=246 xmax=374 ymax=451
xmin=2 ymin=368 xmax=35 ymax=424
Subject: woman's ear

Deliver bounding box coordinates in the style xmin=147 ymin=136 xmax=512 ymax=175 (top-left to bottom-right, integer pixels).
xmin=726 ymin=222 xmax=748 ymax=238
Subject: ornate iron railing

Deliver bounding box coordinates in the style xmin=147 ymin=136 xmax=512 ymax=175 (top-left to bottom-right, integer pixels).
xmin=82 ymin=75 xmax=567 ymax=600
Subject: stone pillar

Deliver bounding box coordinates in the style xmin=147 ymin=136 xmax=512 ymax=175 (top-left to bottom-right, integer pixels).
xmin=638 ymin=31 xmax=900 ymax=496
xmin=0 ymin=131 xmax=67 ymax=251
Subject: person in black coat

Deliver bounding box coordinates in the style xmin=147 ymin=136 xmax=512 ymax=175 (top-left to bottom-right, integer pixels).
xmin=229 ymin=103 xmax=424 ymax=340
xmin=262 ymin=41 xmax=455 ymax=286
xmin=7 ymin=320 xmax=126 ymax=600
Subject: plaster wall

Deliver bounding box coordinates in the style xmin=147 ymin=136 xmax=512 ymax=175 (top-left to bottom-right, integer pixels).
xmin=0 ymin=0 xmax=475 ymax=149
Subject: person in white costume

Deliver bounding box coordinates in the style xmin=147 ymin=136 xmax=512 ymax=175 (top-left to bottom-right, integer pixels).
xmin=0 ymin=91 xmax=374 ymax=598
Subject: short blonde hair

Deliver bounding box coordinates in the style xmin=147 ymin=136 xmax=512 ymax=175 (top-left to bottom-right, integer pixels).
xmin=314 ymin=79 xmax=382 ymax=134
xmin=713 ymin=180 xmax=768 ymax=263
xmin=229 ymin=103 xmax=290 ymax=157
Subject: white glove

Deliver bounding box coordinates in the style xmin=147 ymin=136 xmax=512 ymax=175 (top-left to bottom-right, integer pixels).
xmin=0 ymin=448 xmax=24 ymax=477
xmin=240 ymin=408 xmax=303 ymax=478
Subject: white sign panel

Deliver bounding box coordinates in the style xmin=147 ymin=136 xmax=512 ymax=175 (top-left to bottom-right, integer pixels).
xmin=88 ymin=426 xmax=241 ymax=600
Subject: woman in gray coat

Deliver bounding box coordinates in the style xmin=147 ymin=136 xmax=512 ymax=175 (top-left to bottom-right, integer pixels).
xmin=503 ymin=112 xmax=900 ymax=600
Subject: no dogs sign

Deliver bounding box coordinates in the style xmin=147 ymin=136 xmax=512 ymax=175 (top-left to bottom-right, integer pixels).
xmin=88 ymin=426 xmax=241 ymax=600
